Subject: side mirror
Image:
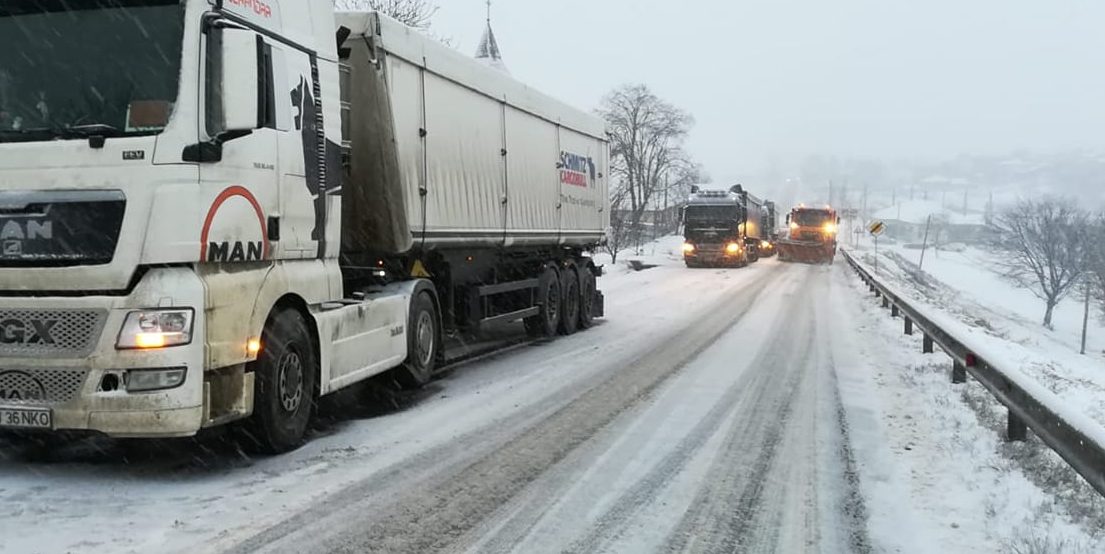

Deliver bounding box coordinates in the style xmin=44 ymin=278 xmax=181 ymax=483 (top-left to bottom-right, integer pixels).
xmin=786 ymin=214 xmax=791 ymax=224
xmin=218 ymin=28 xmax=261 ymax=133
xmin=690 ymin=185 xmax=699 ymax=194
xmin=837 ymin=216 xmax=841 ymax=224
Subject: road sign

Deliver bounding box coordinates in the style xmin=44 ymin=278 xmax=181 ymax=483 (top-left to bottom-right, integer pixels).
xmin=867 ymin=220 xmax=886 ymax=236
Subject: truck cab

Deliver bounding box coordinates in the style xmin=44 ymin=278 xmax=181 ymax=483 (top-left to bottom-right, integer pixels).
xmin=0 ymin=0 xmax=399 ymax=451
xmin=682 ymin=186 xmax=762 ymax=268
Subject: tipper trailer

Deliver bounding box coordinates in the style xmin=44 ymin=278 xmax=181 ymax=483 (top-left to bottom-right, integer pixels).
xmin=0 ymin=2 xmax=608 ymax=452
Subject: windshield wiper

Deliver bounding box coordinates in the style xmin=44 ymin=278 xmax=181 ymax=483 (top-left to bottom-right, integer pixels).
xmin=0 ymin=124 xmax=127 ymax=146
xmin=61 ymin=124 xmax=126 ymax=147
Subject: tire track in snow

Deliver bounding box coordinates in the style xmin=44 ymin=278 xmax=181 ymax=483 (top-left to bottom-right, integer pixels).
xmin=238 ymin=264 xmax=786 ymax=554
xmin=661 ymin=278 xmax=815 ymax=554
xmin=660 ymin=265 xmax=872 ymax=554
xmin=551 ymin=269 xmax=815 ymax=554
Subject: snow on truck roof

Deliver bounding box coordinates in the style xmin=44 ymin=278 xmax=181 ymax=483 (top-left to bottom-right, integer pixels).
xmin=336 ymin=11 xmax=607 ymax=141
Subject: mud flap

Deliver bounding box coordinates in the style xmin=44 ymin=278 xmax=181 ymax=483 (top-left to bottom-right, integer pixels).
xmin=593 ymin=290 xmax=605 ymax=318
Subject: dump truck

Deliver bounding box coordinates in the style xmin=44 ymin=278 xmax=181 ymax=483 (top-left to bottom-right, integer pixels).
xmin=682 ymin=185 xmax=763 ymax=268
xmin=777 ymin=206 xmax=839 ymax=264
xmin=0 ymin=3 xmax=608 ymax=452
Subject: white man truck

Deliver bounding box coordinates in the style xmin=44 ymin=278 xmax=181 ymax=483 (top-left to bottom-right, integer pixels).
xmin=0 ymin=1 xmax=608 ymax=452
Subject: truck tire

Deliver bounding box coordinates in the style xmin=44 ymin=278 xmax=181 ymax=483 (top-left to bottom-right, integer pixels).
xmin=395 ymin=292 xmax=439 ymax=389
xmin=578 ymin=267 xmax=597 ymax=329
xmin=524 ymin=266 xmax=561 ymax=338
xmin=247 ymin=308 xmax=317 ymax=454
xmin=559 ymin=265 xmax=580 ymax=336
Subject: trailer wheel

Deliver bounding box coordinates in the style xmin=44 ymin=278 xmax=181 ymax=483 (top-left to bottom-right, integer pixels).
xmin=247 ymin=308 xmax=317 ymax=454
xmin=395 ymin=292 xmax=439 ymax=389
xmin=578 ymin=267 xmax=597 ymax=329
xmin=524 ymin=266 xmax=561 ymax=338
xmin=559 ymin=265 xmax=580 ymax=336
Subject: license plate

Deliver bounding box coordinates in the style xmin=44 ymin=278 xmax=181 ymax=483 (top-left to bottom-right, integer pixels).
xmin=0 ymin=407 xmax=52 ymax=429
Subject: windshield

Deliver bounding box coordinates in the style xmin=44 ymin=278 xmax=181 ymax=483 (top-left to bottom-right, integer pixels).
xmin=0 ymin=0 xmax=185 ymax=140
xmin=685 ymin=205 xmax=739 ymax=225
xmin=792 ymin=210 xmax=832 ymax=226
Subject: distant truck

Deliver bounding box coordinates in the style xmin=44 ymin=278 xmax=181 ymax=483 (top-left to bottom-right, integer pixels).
xmin=777 ymin=206 xmax=840 ymax=264
xmin=681 ymin=185 xmax=764 ymax=268
xmin=0 ymin=5 xmax=608 ymax=452
xmin=758 ymin=201 xmax=778 ymax=258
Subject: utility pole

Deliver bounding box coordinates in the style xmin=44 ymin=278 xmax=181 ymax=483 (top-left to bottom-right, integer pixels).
xmin=862 ymin=182 xmax=869 ymax=220
xmin=919 ymin=215 xmax=932 ymax=272
xmin=1082 ymin=281 xmax=1091 ymax=355
xmin=828 ymin=180 xmax=834 ymax=206
xmin=962 ymin=188 xmax=968 ymax=214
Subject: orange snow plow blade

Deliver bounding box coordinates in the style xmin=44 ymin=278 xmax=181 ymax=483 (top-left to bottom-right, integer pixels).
xmin=776 ymin=240 xmax=836 ymax=264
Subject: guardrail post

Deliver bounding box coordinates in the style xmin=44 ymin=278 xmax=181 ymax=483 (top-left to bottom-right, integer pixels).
xmin=904 ymin=318 xmax=913 ymax=335
xmin=923 ymin=334 xmax=934 ymax=354
xmin=1007 ymin=410 xmax=1028 ymax=442
xmin=882 ymin=297 xmax=889 ymax=308
xmin=952 ymin=361 xmax=966 ymax=384
xmin=891 ymin=304 xmax=900 ymax=317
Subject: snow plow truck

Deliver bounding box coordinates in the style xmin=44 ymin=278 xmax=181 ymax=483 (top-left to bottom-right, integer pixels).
xmin=776 ymin=206 xmax=839 ymax=264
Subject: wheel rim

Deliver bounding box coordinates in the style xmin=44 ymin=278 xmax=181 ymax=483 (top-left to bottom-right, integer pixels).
xmin=277 ymin=348 xmax=304 ymax=414
xmin=415 ymin=310 xmax=435 ymax=368
xmin=546 ymin=279 xmax=561 ymax=325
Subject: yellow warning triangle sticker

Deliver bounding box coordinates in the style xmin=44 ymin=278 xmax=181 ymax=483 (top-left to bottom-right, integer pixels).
xmin=411 ymin=260 xmax=431 ymax=278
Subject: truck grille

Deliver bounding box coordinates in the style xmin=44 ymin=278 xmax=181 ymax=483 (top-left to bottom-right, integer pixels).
xmin=0 ymin=309 xmax=107 ymax=358
xmin=0 ymin=368 xmax=88 ymax=406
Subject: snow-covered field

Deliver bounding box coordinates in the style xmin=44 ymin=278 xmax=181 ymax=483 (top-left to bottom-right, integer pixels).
xmin=857 ymin=242 xmax=1105 ymax=431
xmin=1 ymin=236 xmax=1103 ymax=553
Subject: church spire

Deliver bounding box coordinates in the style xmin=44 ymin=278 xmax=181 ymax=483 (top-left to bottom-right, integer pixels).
xmin=475 ymin=0 xmax=509 ymax=73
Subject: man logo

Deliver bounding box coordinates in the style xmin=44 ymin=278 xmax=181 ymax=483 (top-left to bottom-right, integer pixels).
xmin=0 ymin=371 xmax=48 ymax=402
xmin=0 ymin=220 xmax=52 ymax=258
xmin=207 ymin=241 xmax=265 ymax=263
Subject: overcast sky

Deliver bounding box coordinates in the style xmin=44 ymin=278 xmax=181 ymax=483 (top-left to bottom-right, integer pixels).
xmin=430 ymin=0 xmax=1105 ymax=185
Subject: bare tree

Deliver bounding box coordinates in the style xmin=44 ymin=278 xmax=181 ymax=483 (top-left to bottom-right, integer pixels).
xmin=993 ymin=197 xmax=1089 ymax=329
xmin=336 ymin=0 xmax=438 ymax=29
xmin=599 ymin=84 xmax=694 ymax=262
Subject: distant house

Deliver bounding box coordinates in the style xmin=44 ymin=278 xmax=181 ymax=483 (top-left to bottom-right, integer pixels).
xmin=872 ymin=200 xmax=995 ymax=245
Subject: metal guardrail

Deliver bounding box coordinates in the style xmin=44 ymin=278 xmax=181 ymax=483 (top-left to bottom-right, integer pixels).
xmin=842 ymin=250 xmax=1105 ymax=497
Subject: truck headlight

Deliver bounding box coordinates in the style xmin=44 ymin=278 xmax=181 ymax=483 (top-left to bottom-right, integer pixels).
xmin=126 ymin=368 xmax=187 ymax=392
xmin=116 ymin=309 xmax=194 ymax=349
xmin=682 ymin=242 xmax=696 ymax=253
xmin=725 ymin=242 xmax=741 ymax=254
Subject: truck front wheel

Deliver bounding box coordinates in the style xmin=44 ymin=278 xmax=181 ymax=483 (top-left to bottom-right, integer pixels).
xmin=395 ymin=292 xmax=440 ymax=389
xmin=247 ymin=308 xmax=318 ymax=454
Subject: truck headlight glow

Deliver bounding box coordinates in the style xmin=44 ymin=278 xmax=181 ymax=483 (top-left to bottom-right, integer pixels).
xmin=682 ymin=242 xmax=696 ymax=253
xmin=823 ymin=222 xmax=838 ymax=234
xmin=726 ymin=242 xmax=741 ymax=254
xmin=117 ymin=309 xmax=194 ymax=350
xmin=790 ymin=222 xmax=799 ymax=230
xmin=126 ymin=368 xmax=187 ymax=392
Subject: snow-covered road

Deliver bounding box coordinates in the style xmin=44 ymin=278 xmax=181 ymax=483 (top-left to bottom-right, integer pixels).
xmin=1 ymin=251 xmax=1102 ymax=553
